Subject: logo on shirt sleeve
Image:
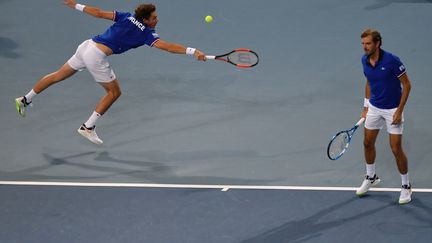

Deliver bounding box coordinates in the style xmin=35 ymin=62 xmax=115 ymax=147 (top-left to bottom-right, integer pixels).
xmin=399 ymin=65 xmax=405 ymax=72
xmin=152 ymin=33 xmax=159 ymax=38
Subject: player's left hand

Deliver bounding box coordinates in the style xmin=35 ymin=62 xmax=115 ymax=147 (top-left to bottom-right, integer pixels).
xmin=392 ymin=109 xmax=403 ymax=125
xmin=64 ymin=0 xmax=77 ymax=9
xmin=194 ymin=49 xmax=206 ymax=61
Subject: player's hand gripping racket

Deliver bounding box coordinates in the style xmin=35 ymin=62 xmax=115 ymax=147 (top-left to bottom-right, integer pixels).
xmin=327 ymin=118 xmax=365 ymax=160
xmin=205 ymin=49 xmax=259 ymax=68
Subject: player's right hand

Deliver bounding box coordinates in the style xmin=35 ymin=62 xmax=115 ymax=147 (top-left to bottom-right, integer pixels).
xmin=194 ymin=49 xmax=206 ymax=61
xmin=360 ymin=108 xmax=368 ymax=119
xmin=64 ymin=0 xmax=77 ymax=9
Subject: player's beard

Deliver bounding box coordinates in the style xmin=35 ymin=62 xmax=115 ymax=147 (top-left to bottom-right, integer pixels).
xmin=365 ymin=46 xmax=377 ymax=57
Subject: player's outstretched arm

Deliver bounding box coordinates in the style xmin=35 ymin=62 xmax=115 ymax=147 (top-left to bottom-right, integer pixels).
xmin=64 ymin=0 xmax=115 ymax=21
xmin=153 ymin=39 xmax=206 ymax=61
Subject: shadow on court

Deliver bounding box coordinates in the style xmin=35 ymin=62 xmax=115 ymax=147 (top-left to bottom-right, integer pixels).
xmin=1 ymin=187 xmax=431 ymax=243
xmin=0 ymin=150 xmax=282 ymax=184
xmin=0 ymin=37 xmax=20 ymax=58
xmin=365 ymin=0 xmax=432 ymax=10
xmin=242 ymin=193 xmax=432 ymax=243
xmin=241 ymin=197 xmax=389 ymax=243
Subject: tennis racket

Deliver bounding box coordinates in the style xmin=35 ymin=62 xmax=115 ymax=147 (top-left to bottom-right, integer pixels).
xmin=327 ymin=118 xmax=365 ymax=160
xmin=205 ymin=49 xmax=259 ymax=68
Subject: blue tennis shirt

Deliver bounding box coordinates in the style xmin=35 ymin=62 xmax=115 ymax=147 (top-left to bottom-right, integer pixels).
xmin=362 ymin=49 xmax=406 ymax=109
xmin=92 ymin=11 xmax=160 ymax=54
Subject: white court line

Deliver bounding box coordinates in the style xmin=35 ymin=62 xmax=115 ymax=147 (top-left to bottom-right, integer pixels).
xmin=0 ymin=181 xmax=431 ymax=192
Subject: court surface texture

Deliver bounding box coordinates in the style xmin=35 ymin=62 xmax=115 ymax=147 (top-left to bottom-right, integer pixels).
xmin=1 ymin=0 xmax=431 ymax=242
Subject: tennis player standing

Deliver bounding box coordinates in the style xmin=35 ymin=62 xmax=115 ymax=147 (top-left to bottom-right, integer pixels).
xmin=356 ymin=28 xmax=412 ymax=204
xmin=15 ymin=1 xmax=206 ymax=144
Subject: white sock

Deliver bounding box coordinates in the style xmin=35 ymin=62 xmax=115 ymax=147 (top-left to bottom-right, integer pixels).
xmin=25 ymin=89 xmax=37 ymax=103
xmin=401 ymin=173 xmax=410 ymax=186
xmin=366 ymin=163 xmax=375 ymax=177
xmin=84 ymin=111 xmax=101 ymax=128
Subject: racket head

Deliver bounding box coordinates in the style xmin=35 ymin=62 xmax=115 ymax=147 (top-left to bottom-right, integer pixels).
xmin=327 ymin=131 xmax=350 ymax=160
xmin=219 ymin=49 xmax=259 ymax=68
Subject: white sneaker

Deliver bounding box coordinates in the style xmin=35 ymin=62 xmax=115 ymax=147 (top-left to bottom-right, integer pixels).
xmin=77 ymin=124 xmax=103 ymax=145
xmin=356 ymin=174 xmax=381 ymax=196
xmin=399 ymin=184 xmax=412 ymax=204
xmin=15 ymin=96 xmax=32 ymax=117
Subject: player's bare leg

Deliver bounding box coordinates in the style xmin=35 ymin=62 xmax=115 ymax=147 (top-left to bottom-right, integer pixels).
xmin=389 ymin=134 xmax=408 ymax=174
xmin=15 ymin=63 xmax=77 ymax=117
xmin=77 ymin=79 xmax=121 ymax=145
xmin=364 ymin=128 xmax=380 ymax=164
xmin=356 ymin=128 xmax=381 ymax=196
xmin=33 ymin=63 xmax=77 ymax=93
xmin=390 ymin=134 xmax=412 ymax=204
xmin=95 ymin=79 xmax=122 ymax=115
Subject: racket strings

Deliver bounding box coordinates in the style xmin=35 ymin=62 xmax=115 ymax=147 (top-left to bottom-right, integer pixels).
xmin=328 ymin=132 xmax=349 ymax=159
xmin=228 ymin=51 xmax=259 ymax=66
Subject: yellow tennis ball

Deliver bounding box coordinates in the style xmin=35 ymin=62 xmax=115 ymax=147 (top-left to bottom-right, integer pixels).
xmin=205 ymin=15 xmax=213 ymax=23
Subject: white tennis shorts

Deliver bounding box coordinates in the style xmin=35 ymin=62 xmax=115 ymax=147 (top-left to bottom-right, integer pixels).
xmin=67 ymin=39 xmax=116 ymax=83
xmin=365 ymin=103 xmax=404 ymax=134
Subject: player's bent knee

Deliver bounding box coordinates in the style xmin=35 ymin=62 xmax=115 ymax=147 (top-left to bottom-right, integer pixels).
xmin=390 ymin=144 xmax=402 ymax=155
xmin=108 ymin=88 xmax=121 ymax=100
xmin=112 ymin=85 xmax=121 ymax=98
xmin=113 ymin=89 xmax=121 ymax=99
xmin=363 ymin=140 xmax=374 ymax=149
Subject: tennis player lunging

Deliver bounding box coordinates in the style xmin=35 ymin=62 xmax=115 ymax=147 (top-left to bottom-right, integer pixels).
xmin=356 ymin=28 xmax=412 ymax=204
xmin=15 ymin=1 xmax=206 ymax=145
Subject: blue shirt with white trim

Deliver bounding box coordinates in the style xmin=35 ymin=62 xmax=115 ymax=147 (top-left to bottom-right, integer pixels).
xmin=92 ymin=11 xmax=160 ymax=54
xmin=362 ymin=49 xmax=406 ymax=109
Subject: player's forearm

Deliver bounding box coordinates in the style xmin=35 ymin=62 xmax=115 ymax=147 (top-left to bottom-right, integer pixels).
xmin=80 ymin=5 xmax=105 ymax=18
xmin=398 ymin=81 xmax=411 ymax=111
xmin=154 ymin=40 xmax=205 ymax=61
xmin=65 ymin=1 xmax=106 ymax=19
xmin=163 ymin=42 xmax=188 ymax=54
xmin=364 ymin=80 xmax=371 ymax=99
xmin=361 ymin=80 xmax=370 ymax=117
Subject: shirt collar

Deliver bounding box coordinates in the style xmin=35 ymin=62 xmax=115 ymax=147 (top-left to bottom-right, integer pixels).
xmin=366 ymin=49 xmax=384 ymax=67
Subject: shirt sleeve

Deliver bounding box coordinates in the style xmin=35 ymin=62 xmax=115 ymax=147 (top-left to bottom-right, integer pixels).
xmin=114 ymin=11 xmax=131 ymax=22
xmin=145 ymin=30 xmax=160 ymax=47
xmin=390 ymin=55 xmax=406 ymax=78
xmin=361 ymin=56 xmax=367 ymax=77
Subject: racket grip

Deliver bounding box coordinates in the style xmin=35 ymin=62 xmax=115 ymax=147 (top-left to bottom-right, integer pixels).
xmin=205 ymin=55 xmax=216 ymax=60
xmin=356 ymin=117 xmax=365 ymax=126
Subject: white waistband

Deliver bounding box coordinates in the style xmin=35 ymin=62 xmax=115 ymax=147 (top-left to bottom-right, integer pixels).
xmin=88 ymin=39 xmax=107 ymax=57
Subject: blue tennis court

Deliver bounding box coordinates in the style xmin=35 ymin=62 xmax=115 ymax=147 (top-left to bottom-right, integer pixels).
xmin=1 ymin=0 xmax=431 ymax=242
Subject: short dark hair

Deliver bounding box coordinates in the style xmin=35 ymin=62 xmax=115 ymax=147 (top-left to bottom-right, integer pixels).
xmin=361 ymin=28 xmax=382 ymax=47
xmin=134 ymin=3 xmax=156 ymax=20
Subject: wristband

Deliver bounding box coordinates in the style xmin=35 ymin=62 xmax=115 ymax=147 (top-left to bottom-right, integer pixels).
xmin=363 ymin=98 xmax=370 ymax=108
xmin=186 ymin=47 xmax=196 ymax=55
xmin=75 ymin=4 xmax=86 ymax=12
